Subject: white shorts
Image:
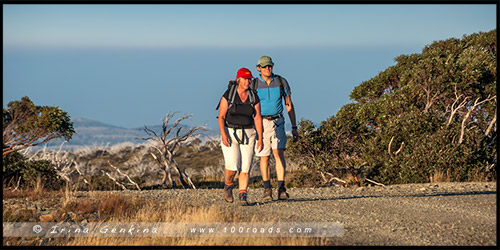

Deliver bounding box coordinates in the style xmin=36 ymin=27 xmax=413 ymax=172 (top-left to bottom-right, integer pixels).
xmin=255 ymin=115 xmax=287 ymax=157
xmin=221 ymin=127 xmax=256 ymax=173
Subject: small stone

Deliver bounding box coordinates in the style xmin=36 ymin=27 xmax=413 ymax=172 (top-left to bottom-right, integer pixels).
xmin=39 ymin=214 xmax=54 ymax=222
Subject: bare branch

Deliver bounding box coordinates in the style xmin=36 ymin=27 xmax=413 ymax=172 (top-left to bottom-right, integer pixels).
xmin=388 ymin=136 xmax=394 ymax=158
xmin=101 ymin=170 xmax=127 ymax=190
xmin=485 ymin=112 xmax=496 ymax=137
xmin=447 ymin=85 xmax=469 ymax=126
xmin=416 ymin=77 xmax=444 ymax=113
xmin=109 ymin=161 xmax=141 ymax=191
xmin=332 ymin=177 xmax=347 ymax=185
xmin=485 ymin=99 xmax=497 ymax=137
xmin=365 ymin=178 xmax=385 ymax=187
xmin=394 ymin=141 xmax=405 ymax=156
xmin=459 ymin=95 xmax=495 ymax=144
xmin=319 ymin=171 xmax=329 ymax=184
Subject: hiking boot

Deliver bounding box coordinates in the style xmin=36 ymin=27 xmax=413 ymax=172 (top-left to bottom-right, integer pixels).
xmin=224 ymin=185 xmax=233 ymax=203
xmin=263 ymin=187 xmax=273 ymax=201
xmin=278 ymin=186 xmax=289 ymax=200
xmin=239 ymin=192 xmax=249 ymax=206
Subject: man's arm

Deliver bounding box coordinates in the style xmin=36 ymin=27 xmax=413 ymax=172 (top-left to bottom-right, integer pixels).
xmin=285 ymin=96 xmax=299 ymax=142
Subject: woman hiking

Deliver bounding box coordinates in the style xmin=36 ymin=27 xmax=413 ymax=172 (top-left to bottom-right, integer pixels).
xmin=218 ymin=67 xmax=263 ymax=206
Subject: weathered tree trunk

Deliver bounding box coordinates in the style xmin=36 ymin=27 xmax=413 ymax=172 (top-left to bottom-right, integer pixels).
xmin=141 ymin=112 xmax=206 ymax=189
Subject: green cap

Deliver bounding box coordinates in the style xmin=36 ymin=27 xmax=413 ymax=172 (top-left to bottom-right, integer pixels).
xmin=257 ymin=55 xmax=274 ymax=67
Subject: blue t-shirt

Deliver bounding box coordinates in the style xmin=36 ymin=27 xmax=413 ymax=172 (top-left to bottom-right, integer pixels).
xmin=253 ymin=74 xmax=291 ymax=116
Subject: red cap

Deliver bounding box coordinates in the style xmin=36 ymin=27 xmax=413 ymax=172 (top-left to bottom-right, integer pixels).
xmin=236 ymin=68 xmax=253 ymax=79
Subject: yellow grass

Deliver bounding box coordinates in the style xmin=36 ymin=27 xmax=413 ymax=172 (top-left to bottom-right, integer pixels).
xmin=4 ymin=185 xmax=338 ymax=246
xmin=429 ymin=169 xmax=451 ymax=183
xmin=61 ymin=192 xmax=334 ymax=246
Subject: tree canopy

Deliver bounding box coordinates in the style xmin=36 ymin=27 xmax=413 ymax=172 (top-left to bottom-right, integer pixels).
xmin=288 ymin=29 xmax=496 ymax=185
xmin=3 ymin=96 xmax=75 ymax=155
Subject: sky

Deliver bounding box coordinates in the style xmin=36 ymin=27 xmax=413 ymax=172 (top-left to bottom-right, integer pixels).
xmin=3 ymin=4 xmax=497 ymax=131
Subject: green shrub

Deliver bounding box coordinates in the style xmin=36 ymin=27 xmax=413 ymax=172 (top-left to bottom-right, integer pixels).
xmin=288 ymin=30 xmax=496 ymax=185
xmin=3 ymin=151 xmax=64 ymax=190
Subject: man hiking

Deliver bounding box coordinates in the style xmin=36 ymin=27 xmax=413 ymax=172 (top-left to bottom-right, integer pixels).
xmin=252 ymin=55 xmax=298 ymax=201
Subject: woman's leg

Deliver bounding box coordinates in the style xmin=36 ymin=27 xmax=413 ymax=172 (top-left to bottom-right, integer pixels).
xmin=238 ymin=128 xmax=256 ymax=205
xmin=221 ymin=127 xmax=241 ymax=202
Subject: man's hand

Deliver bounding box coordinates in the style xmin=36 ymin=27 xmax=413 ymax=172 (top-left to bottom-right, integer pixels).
xmin=292 ymin=128 xmax=299 ymax=142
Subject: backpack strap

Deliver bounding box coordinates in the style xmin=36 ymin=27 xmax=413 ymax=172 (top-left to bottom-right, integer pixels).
xmin=216 ymin=81 xmax=238 ymax=110
xmin=275 ymin=74 xmax=286 ymax=98
xmin=227 ymin=82 xmax=238 ymax=110
xmin=251 ymin=78 xmax=258 ymax=91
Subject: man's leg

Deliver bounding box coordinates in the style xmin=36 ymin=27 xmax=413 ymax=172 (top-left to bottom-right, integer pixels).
xmin=260 ymin=156 xmax=271 ymax=182
xmin=273 ymin=148 xmax=289 ymax=200
xmin=259 ymin=156 xmax=273 ymax=201
xmin=272 ymin=148 xmax=286 ymax=181
xmin=257 ymin=119 xmax=273 ymax=201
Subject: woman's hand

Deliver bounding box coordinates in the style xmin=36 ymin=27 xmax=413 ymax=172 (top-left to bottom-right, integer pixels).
xmin=256 ymin=139 xmax=263 ymax=153
xmin=221 ymin=133 xmax=230 ymax=147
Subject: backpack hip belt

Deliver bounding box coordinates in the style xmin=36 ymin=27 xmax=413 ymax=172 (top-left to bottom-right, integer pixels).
xmin=262 ymin=113 xmax=282 ymax=120
xmin=226 ymin=123 xmax=254 ymax=129
xmin=227 ymin=126 xmax=250 ymax=144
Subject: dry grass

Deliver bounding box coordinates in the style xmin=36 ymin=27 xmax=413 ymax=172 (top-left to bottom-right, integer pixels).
xmin=67 ymin=235 xmax=332 ymax=246
xmin=3 ymin=178 xmax=60 ymax=201
xmin=65 ymin=202 xmax=332 ymax=246
xmin=60 ymin=192 xmax=333 ymax=246
xmin=429 ymin=169 xmax=451 ymax=183
xmin=4 ymin=186 xmax=335 ymax=246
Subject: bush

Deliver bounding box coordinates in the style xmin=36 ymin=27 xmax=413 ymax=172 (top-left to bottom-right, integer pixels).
xmin=288 ymin=30 xmax=496 ymax=185
xmin=3 ymin=151 xmax=65 ymax=190
xmin=3 ymin=151 xmax=25 ymax=186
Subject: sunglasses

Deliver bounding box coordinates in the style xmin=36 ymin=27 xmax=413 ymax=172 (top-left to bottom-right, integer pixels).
xmin=260 ymin=65 xmax=273 ymax=69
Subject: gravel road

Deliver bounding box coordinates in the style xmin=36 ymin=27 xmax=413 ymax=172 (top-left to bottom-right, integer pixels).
xmin=132 ymin=181 xmax=496 ymax=246
xmin=4 ymin=182 xmax=496 ymax=246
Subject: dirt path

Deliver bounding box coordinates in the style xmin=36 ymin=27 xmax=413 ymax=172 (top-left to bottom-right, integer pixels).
xmin=3 ymin=182 xmax=496 ymax=246
xmin=136 ymin=182 xmax=496 ymax=246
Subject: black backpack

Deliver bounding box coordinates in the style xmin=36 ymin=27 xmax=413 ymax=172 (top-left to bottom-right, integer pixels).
xmin=216 ymin=80 xmax=258 ymax=112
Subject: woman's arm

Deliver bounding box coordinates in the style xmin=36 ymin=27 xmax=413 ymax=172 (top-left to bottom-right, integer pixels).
xmin=218 ymin=97 xmax=230 ymax=147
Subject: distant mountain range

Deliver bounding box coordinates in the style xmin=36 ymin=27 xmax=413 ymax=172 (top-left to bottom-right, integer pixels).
xmin=33 ymin=117 xmax=306 ymax=151
xmin=36 ymin=117 xmax=219 ymax=151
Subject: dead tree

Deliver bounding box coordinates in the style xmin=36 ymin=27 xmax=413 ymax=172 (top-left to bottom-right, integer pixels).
xmin=140 ymin=112 xmax=206 ymax=189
